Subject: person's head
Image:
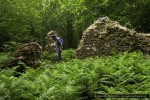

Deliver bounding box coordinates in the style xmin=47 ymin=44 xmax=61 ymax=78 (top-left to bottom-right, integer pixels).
xmin=51 ymin=35 xmax=57 ymax=41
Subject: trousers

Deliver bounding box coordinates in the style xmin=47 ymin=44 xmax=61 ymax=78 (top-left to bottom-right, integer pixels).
xmin=57 ymin=48 xmax=62 ymax=61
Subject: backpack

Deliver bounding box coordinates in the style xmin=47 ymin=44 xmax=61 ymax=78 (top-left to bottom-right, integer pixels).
xmin=57 ymin=37 xmax=64 ymax=45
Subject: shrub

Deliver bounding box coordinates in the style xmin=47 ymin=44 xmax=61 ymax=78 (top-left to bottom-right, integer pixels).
xmin=3 ymin=41 xmax=22 ymax=52
xmin=0 ymin=52 xmax=12 ymax=69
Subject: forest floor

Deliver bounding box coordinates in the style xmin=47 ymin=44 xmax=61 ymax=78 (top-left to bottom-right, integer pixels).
xmin=0 ymin=49 xmax=150 ymax=100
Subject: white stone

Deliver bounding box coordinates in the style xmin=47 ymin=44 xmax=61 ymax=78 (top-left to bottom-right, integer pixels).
xmin=92 ymin=47 xmax=97 ymax=52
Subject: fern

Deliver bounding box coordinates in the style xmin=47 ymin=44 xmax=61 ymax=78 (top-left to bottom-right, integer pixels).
xmin=0 ymin=51 xmax=149 ymax=99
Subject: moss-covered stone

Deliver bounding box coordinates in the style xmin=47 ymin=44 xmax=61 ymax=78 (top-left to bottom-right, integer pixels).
xmin=76 ymin=17 xmax=150 ymax=58
xmin=45 ymin=30 xmax=57 ymax=53
xmin=4 ymin=42 xmax=42 ymax=70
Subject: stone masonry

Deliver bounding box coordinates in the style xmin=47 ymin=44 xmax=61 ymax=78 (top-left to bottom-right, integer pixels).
xmin=76 ymin=17 xmax=150 ymax=58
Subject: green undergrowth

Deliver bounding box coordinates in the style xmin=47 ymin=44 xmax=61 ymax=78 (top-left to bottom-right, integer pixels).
xmin=0 ymin=51 xmax=150 ymax=100
xmin=41 ymin=49 xmax=76 ymax=65
xmin=0 ymin=52 xmax=12 ymax=69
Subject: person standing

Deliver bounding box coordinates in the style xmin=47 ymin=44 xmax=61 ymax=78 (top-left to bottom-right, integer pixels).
xmin=51 ymin=35 xmax=64 ymax=61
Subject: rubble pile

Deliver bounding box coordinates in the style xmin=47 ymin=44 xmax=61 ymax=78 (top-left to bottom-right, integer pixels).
xmin=7 ymin=42 xmax=42 ymax=69
xmin=76 ymin=17 xmax=150 ymax=58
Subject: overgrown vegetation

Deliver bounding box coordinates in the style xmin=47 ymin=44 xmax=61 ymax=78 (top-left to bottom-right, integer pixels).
xmin=0 ymin=52 xmax=12 ymax=70
xmin=0 ymin=0 xmax=150 ymax=50
xmin=0 ymin=51 xmax=149 ymax=100
xmin=0 ymin=0 xmax=149 ymax=99
xmin=41 ymin=49 xmax=76 ymax=62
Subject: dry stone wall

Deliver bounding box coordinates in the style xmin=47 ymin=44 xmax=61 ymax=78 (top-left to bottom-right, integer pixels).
xmin=76 ymin=17 xmax=150 ymax=58
xmin=7 ymin=42 xmax=42 ymax=68
xmin=45 ymin=31 xmax=57 ymax=53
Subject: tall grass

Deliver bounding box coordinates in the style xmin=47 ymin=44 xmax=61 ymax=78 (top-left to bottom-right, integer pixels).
xmin=0 ymin=51 xmax=150 ymax=100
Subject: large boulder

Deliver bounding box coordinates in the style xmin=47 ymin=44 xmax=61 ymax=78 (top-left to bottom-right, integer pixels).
xmin=76 ymin=17 xmax=150 ymax=58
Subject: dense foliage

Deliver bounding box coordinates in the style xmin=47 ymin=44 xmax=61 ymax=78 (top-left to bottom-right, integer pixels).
xmin=0 ymin=0 xmax=150 ymax=50
xmin=0 ymin=1 xmax=149 ymax=99
xmin=0 ymin=51 xmax=150 ymax=100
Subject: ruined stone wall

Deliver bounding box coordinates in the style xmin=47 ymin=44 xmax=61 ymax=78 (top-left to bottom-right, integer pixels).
xmin=138 ymin=33 xmax=150 ymax=39
xmin=76 ymin=17 xmax=150 ymax=58
xmin=45 ymin=31 xmax=57 ymax=53
xmin=13 ymin=42 xmax=42 ymax=67
xmin=10 ymin=42 xmax=42 ymax=68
